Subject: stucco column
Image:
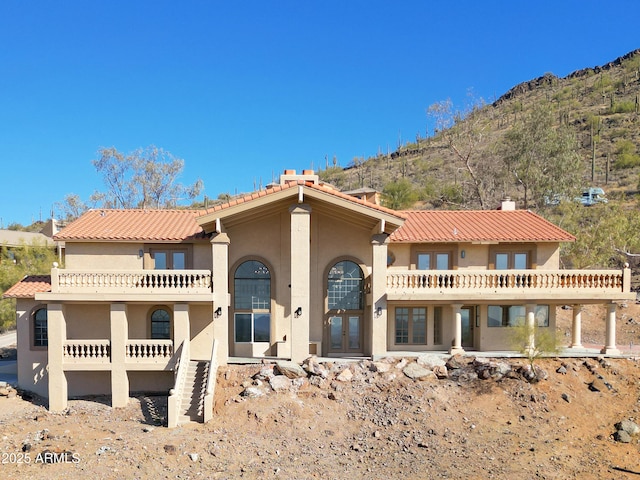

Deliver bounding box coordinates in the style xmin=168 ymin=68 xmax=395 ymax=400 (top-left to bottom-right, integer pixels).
xmin=449 ymin=304 xmax=464 ymax=355
xmin=601 ymin=303 xmax=621 ymax=355
xmin=110 ymin=303 xmax=129 ymax=408
xmin=211 ymin=232 xmax=230 ymax=365
xmin=47 ymin=303 xmax=67 ymax=412
xmin=370 ymin=234 xmax=389 ymax=358
xmin=173 ymin=303 xmax=190 ymax=354
xmin=290 ymin=204 xmax=311 ymax=363
xmin=569 ymin=305 xmax=583 ymax=348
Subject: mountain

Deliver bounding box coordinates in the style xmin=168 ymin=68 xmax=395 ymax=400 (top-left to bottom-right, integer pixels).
xmin=319 ymin=49 xmax=640 ymax=212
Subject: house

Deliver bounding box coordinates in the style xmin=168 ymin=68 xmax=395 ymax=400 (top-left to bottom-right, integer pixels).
xmin=3 ymin=169 xmax=634 ymax=426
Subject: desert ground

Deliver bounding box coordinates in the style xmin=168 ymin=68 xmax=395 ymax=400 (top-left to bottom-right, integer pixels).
xmin=1 ymin=302 xmax=640 ymax=479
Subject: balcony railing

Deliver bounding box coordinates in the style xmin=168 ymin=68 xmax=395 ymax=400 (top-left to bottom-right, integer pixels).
xmin=386 ymin=268 xmax=632 ymax=300
xmin=50 ymin=267 xmax=212 ymax=295
xmin=63 ymin=340 xmax=111 ymax=363
xmin=126 ymin=339 xmax=174 ymax=362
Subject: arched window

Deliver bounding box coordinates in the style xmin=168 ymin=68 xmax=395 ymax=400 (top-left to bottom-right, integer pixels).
xmin=327 ymin=260 xmax=363 ymax=310
xmin=150 ymin=308 xmax=171 ymax=339
xmin=234 ymin=260 xmax=271 ymax=343
xmin=33 ymin=307 xmax=48 ymax=347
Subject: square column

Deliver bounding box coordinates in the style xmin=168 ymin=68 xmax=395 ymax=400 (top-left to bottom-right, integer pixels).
xmin=110 ymin=303 xmax=129 ymax=408
xmin=525 ymin=304 xmax=536 ymax=353
xmin=173 ymin=303 xmax=190 ymax=354
xmin=211 ymin=233 xmax=230 ymax=365
xmin=449 ymin=304 xmax=464 ymax=355
xmin=370 ymin=234 xmax=389 ymax=357
xmin=47 ymin=303 xmax=68 ymax=412
xmin=601 ymin=303 xmax=621 ymax=355
xmin=289 ymin=204 xmax=311 ymax=363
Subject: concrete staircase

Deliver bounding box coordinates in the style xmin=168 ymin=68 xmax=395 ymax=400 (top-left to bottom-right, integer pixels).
xmin=178 ymin=360 xmax=209 ymax=424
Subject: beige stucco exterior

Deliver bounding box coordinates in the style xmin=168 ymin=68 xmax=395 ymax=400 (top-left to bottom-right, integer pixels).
xmin=6 ymin=171 xmax=635 ymax=419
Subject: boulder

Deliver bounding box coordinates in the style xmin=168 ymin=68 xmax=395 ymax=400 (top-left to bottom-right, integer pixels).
xmin=336 ymin=368 xmax=353 ymax=382
xmin=269 ymin=375 xmax=292 ymax=392
xmin=615 ymin=420 xmax=640 ymax=436
xmin=275 ymin=361 xmax=307 ymax=379
xmin=302 ymin=357 xmax=328 ymax=378
xmin=417 ymin=354 xmax=446 ymax=369
xmin=402 ymin=363 xmax=436 ymax=381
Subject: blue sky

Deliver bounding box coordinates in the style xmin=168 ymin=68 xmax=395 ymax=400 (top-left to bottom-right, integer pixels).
xmin=0 ymin=1 xmax=637 ymax=226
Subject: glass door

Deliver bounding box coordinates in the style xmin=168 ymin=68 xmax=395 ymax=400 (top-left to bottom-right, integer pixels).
xmin=461 ymin=307 xmax=474 ymax=348
xmin=328 ymin=315 xmax=362 ymax=354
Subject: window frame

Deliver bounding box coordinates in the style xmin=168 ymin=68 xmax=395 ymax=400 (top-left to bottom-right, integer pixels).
xmin=232 ymin=259 xmax=272 ymax=344
xmin=489 ymin=245 xmax=535 ymax=270
xmin=394 ymin=307 xmax=428 ymax=345
xmin=412 ymin=245 xmax=456 ymax=270
xmin=487 ymin=305 xmax=550 ymax=327
xmin=147 ymin=246 xmax=192 ymax=270
xmin=32 ymin=306 xmax=48 ymax=349
xmin=149 ymin=307 xmax=172 ymax=340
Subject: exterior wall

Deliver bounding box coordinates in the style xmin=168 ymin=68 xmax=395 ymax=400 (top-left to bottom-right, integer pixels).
xmin=15 ymin=298 xmax=49 ymax=398
xmin=67 ymin=371 xmax=111 ymax=397
xmin=535 ymin=243 xmax=560 ymax=269
xmin=63 ymin=242 xmax=144 ymax=269
xmin=128 ymin=371 xmax=173 ymax=393
xmin=65 ymin=304 xmax=110 ymax=339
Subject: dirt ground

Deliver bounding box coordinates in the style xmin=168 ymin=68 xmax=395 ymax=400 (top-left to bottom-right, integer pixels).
xmin=1 ymin=302 xmax=640 ymax=479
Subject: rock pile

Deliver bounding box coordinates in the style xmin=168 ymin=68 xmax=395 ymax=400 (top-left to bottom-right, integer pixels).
xmin=232 ymin=354 xmax=552 ymax=401
xmin=0 ymin=381 xmax=17 ymax=398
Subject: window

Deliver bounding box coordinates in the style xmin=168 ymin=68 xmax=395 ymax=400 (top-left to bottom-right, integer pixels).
xmin=494 ymin=251 xmax=529 ymax=270
xmin=151 ymin=248 xmax=189 ymax=269
xmin=150 ymin=308 xmax=171 ymax=339
xmin=417 ymin=252 xmax=450 ymax=270
xmin=234 ymin=260 xmax=271 ymax=343
xmin=488 ymin=305 xmax=549 ymax=327
xmin=327 ymin=260 xmax=363 ymax=310
xmin=33 ymin=308 xmax=48 ymax=347
xmin=395 ymin=307 xmax=426 ymax=344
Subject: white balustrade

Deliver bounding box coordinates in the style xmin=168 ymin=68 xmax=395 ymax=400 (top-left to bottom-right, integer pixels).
xmin=52 ymin=269 xmax=213 ymax=294
xmin=387 ymin=269 xmax=627 ymax=295
xmin=125 ymin=340 xmax=174 ymax=361
xmin=62 ymin=340 xmax=111 ymax=362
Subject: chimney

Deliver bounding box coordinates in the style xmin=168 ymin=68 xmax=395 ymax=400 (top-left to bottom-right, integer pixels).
xmin=279 ymin=168 xmax=319 ymax=185
xmin=501 ymin=197 xmax=516 ymax=211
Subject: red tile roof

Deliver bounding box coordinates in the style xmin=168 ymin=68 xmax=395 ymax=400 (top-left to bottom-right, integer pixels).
xmin=200 ymin=180 xmax=405 ymax=219
xmin=390 ymin=210 xmax=575 ymax=243
xmin=54 ymin=209 xmax=208 ymax=242
xmin=3 ymin=275 xmax=51 ymax=298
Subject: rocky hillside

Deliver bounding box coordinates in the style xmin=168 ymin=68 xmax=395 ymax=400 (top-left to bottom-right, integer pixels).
xmin=319 ymin=49 xmax=640 ymax=210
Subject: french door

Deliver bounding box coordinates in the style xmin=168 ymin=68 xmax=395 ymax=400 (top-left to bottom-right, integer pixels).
xmin=328 ymin=314 xmax=363 ymax=354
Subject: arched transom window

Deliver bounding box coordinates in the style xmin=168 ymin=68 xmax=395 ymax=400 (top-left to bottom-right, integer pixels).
xmin=327 ymin=260 xmax=363 ymax=311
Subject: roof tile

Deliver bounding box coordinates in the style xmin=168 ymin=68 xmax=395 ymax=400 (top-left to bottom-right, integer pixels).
xmin=3 ymin=275 xmax=51 ymax=298
xmin=390 ymin=210 xmax=575 ymax=243
xmin=55 ymin=209 xmax=207 ymax=242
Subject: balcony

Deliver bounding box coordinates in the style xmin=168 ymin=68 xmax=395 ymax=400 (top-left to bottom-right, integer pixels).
xmin=386 ymin=268 xmax=634 ymax=303
xmin=39 ymin=267 xmax=214 ymax=302
xmin=62 ymin=339 xmax=175 ymax=371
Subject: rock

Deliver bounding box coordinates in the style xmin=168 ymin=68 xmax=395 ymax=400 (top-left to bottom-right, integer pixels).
xmin=309 ymin=375 xmax=325 ymax=387
xmin=336 ymin=368 xmax=353 ymax=382
xmin=446 ymin=355 xmax=469 ymax=369
xmin=395 ymin=358 xmax=408 ymax=370
xmin=254 ymin=366 xmax=276 ymax=381
xmin=371 ymin=362 xmax=391 ymax=373
xmin=269 ymin=376 xmax=292 ymax=392
xmin=188 ymin=453 xmax=199 ymax=462
xmin=615 ymin=420 xmax=640 ymax=436
xmin=402 ymin=363 xmax=435 ymax=381
xmin=302 ymin=357 xmax=328 ymax=378
xmin=241 ymin=387 xmax=265 ymax=398
xmin=0 ymin=387 xmax=9 ymax=396
xmin=164 ymin=444 xmax=177 ymax=454
xmin=96 ymin=446 xmax=111 ymax=455
xmin=614 ymin=430 xmax=633 ymax=443
xmin=433 ymin=365 xmax=449 ymax=379
xmin=416 ymin=354 xmax=446 ymax=369
xmin=142 ymin=426 xmax=154 ymax=433
xmin=275 ymin=361 xmax=307 ymax=379
xmin=589 ymin=378 xmax=608 ymax=392
xmin=556 ymin=365 xmax=567 ymax=374
xmin=561 ymin=393 xmax=571 ymax=403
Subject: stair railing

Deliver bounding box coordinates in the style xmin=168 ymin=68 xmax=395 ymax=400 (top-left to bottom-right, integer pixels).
xmin=203 ymin=339 xmax=219 ymax=423
xmin=167 ymin=340 xmax=190 ymax=428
